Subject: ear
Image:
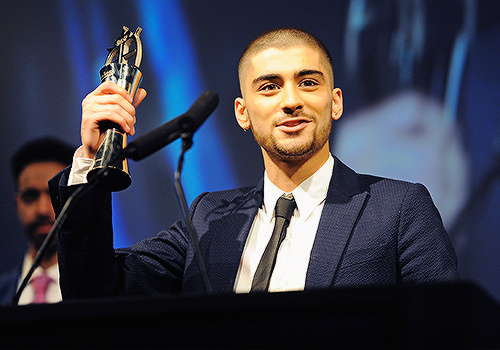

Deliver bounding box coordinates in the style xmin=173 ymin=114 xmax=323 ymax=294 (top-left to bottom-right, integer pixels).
xmin=234 ymin=97 xmax=251 ymax=130
xmin=331 ymin=88 xmax=343 ymax=120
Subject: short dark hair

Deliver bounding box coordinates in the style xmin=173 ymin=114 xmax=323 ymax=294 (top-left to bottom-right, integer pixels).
xmin=11 ymin=137 xmax=74 ymax=186
xmin=238 ymin=27 xmax=334 ymax=85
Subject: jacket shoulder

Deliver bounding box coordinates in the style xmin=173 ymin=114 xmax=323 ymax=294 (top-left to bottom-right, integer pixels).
xmin=333 ymin=157 xmax=427 ymax=199
xmin=0 ymin=266 xmax=21 ymax=305
xmin=192 ymin=183 xmax=263 ymax=215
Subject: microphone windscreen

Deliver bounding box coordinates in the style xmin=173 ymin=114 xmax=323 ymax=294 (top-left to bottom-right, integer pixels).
xmin=182 ymin=90 xmax=219 ymax=132
xmin=126 ymin=90 xmax=219 ymax=161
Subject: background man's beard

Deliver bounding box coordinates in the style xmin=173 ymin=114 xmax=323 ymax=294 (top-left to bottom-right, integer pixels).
xmin=26 ymin=217 xmax=57 ymax=255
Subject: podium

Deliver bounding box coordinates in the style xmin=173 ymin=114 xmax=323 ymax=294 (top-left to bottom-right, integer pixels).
xmin=1 ymin=282 xmax=499 ymax=349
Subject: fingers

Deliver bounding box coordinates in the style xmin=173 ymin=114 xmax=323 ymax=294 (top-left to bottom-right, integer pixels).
xmin=95 ymin=80 xmax=133 ymax=101
xmin=81 ymin=81 xmax=147 ymax=158
xmin=133 ymin=88 xmax=147 ymax=107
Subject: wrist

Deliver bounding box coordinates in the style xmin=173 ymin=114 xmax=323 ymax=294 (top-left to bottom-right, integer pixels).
xmin=79 ymin=146 xmax=95 ymax=159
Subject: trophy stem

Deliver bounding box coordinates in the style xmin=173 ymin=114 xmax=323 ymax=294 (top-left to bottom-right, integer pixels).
xmin=87 ymin=128 xmax=131 ymax=191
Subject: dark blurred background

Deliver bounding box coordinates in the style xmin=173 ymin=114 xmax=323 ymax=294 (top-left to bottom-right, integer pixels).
xmin=1 ymin=0 xmax=499 ymax=301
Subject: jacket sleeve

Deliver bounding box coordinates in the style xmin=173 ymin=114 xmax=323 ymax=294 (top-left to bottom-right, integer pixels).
xmin=49 ymin=167 xmax=188 ymax=300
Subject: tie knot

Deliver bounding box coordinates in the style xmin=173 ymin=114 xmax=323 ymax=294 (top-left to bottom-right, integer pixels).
xmin=275 ymin=194 xmax=296 ymax=222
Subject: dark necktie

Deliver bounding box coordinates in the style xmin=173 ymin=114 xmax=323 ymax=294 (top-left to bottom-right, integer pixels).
xmin=251 ymin=194 xmax=296 ymax=292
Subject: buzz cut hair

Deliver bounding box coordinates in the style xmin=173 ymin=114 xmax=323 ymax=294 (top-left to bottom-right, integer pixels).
xmin=238 ymin=27 xmax=334 ymax=84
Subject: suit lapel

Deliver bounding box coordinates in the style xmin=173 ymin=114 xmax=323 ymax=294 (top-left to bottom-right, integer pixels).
xmin=205 ymin=159 xmax=368 ymax=292
xmin=205 ymin=181 xmax=263 ymax=292
xmin=305 ymin=157 xmax=369 ymax=290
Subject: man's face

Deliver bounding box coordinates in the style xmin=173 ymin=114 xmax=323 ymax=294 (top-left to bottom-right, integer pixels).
xmin=235 ymin=45 xmax=342 ymax=162
xmin=16 ymin=161 xmax=65 ymax=251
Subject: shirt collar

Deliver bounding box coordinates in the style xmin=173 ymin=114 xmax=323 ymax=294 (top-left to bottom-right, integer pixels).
xmin=22 ymin=253 xmax=59 ymax=282
xmin=263 ymin=154 xmax=334 ymax=221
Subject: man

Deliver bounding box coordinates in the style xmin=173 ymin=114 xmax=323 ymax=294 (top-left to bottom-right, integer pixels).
xmin=0 ymin=137 xmax=74 ymax=305
xmin=50 ymin=27 xmax=459 ymax=299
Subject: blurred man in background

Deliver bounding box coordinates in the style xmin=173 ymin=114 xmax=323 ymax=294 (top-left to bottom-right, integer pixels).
xmin=0 ymin=137 xmax=74 ymax=305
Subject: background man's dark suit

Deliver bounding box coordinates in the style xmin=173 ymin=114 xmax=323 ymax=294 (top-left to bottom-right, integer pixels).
xmin=50 ymin=157 xmax=459 ymax=300
xmin=0 ymin=267 xmax=21 ymax=305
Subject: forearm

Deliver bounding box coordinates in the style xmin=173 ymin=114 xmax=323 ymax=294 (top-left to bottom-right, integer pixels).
xmin=49 ymin=168 xmax=120 ymax=299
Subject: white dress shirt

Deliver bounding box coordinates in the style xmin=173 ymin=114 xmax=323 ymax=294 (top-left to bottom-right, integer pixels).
xmin=18 ymin=255 xmax=62 ymax=304
xmin=234 ymin=155 xmax=334 ymax=293
xmin=67 ymin=146 xmax=93 ymax=185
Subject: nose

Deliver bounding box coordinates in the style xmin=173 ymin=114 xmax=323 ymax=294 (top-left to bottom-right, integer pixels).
xmin=280 ymin=84 xmax=303 ymax=115
xmin=35 ymin=192 xmax=55 ymax=218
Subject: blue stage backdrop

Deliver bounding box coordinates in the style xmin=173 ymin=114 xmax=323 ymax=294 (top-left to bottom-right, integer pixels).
xmin=1 ymin=0 xmax=499 ymax=301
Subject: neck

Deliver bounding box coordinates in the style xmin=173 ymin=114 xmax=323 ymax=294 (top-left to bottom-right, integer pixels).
xmin=263 ymin=145 xmax=330 ymax=193
xmin=28 ymin=245 xmax=57 ymax=270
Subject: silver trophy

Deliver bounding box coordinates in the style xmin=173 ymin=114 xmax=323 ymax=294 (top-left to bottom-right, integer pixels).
xmin=87 ymin=26 xmax=143 ymax=191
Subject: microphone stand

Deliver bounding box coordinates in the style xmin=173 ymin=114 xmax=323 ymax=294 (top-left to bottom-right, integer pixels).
xmin=173 ymin=133 xmax=213 ymax=294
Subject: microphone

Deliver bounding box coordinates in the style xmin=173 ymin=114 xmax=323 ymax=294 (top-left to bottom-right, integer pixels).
xmin=122 ymin=90 xmax=219 ymax=161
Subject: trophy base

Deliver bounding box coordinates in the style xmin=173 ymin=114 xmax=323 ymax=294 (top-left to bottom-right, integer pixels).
xmin=87 ymin=165 xmax=131 ymax=192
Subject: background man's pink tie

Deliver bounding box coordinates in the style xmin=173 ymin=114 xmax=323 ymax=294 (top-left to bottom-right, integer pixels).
xmin=30 ymin=272 xmax=52 ymax=303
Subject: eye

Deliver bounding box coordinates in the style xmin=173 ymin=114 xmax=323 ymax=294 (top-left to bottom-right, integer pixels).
xmin=259 ymin=82 xmax=280 ymax=92
xmin=19 ymin=189 xmax=41 ymax=204
xmin=300 ymin=79 xmax=319 ymax=88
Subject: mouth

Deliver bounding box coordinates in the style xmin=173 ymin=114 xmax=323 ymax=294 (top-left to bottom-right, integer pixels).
xmin=276 ymin=118 xmax=311 ymax=133
xmin=36 ymin=223 xmax=54 ymax=235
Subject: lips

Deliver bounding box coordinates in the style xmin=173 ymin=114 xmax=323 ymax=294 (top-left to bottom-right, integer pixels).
xmin=30 ymin=219 xmax=54 ymax=236
xmin=36 ymin=223 xmax=54 ymax=235
xmin=276 ymin=118 xmax=311 ymax=132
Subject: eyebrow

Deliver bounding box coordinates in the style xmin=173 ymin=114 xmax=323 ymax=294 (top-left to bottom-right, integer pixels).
xmin=251 ymin=73 xmax=281 ymax=87
xmin=297 ymin=69 xmax=325 ymax=79
xmin=251 ymin=69 xmax=326 ymax=87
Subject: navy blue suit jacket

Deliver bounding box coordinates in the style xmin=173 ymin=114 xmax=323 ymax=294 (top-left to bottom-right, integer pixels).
xmin=49 ymin=157 xmax=459 ymax=300
xmin=0 ymin=265 xmax=21 ymax=305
